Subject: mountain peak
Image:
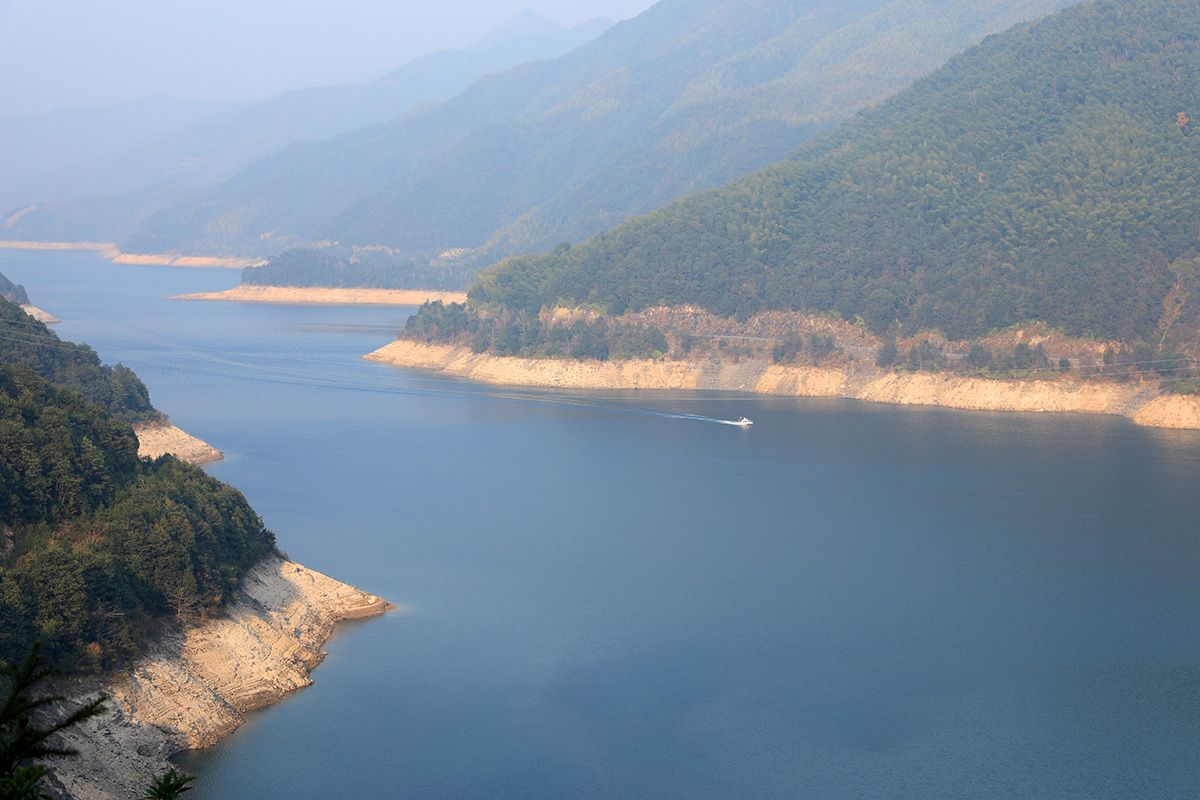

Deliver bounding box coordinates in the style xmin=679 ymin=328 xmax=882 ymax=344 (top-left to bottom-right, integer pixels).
xmin=475 ymin=9 xmax=564 ymax=47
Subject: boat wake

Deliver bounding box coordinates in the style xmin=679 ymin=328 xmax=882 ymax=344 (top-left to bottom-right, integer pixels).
xmin=101 ymin=322 xmax=756 ymax=428
xmin=636 ymin=411 xmax=753 ymax=427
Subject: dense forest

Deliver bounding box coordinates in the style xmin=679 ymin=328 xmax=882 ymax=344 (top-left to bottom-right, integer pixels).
xmin=0 ymin=273 xmax=29 ymax=306
xmin=474 ymin=0 xmax=1200 ymax=355
xmin=0 ymin=297 xmax=159 ymax=425
xmin=406 ymin=300 xmax=668 ymax=361
xmin=0 ymin=363 xmax=275 ymax=672
xmin=404 ymin=300 xmax=1200 ymax=391
xmin=242 ymin=248 xmax=473 ymax=292
xmin=119 ymin=0 xmax=1069 ymax=264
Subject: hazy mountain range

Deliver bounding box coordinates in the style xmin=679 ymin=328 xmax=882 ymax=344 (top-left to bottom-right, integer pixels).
xmin=6 ymin=0 xmax=1072 ymax=268
xmin=1 ymin=10 xmax=612 ymax=242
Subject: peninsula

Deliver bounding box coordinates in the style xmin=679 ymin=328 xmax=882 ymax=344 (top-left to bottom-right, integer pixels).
xmin=46 ymin=556 xmax=392 ymax=800
xmin=19 ymin=304 xmax=59 ymax=324
xmin=133 ymin=421 xmax=224 ymax=465
xmin=174 ymin=284 xmax=467 ymax=307
xmin=0 ymin=299 xmax=389 ymax=800
xmin=0 ymin=289 xmax=226 ymax=465
xmin=0 ymin=239 xmax=261 ymax=269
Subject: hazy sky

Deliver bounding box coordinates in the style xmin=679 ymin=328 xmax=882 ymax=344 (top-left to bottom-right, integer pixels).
xmin=0 ymin=0 xmax=657 ymax=116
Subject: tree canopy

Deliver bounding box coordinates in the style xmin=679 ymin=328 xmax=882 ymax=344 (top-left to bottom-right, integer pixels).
xmin=0 ymin=274 xmax=29 ymax=307
xmin=0 ymin=363 xmax=274 ymax=673
xmin=241 ymin=248 xmax=472 ymax=293
xmin=0 ymin=298 xmax=159 ymax=425
xmin=474 ymin=0 xmax=1200 ymax=352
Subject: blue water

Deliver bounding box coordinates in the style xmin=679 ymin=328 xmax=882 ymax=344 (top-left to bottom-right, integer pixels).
xmin=4 ymin=250 xmax=1200 ymax=799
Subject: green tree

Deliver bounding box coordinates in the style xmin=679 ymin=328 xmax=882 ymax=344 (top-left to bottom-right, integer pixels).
xmin=0 ymin=646 xmax=106 ymax=800
xmin=876 ymin=338 xmax=899 ymax=368
xmin=144 ymin=770 xmax=195 ymax=800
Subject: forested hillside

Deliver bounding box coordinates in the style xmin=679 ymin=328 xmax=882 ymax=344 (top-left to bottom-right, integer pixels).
xmin=0 ymin=272 xmax=28 ymax=305
xmin=120 ymin=0 xmax=1071 ymax=268
xmin=0 ymin=297 xmax=158 ymax=424
xmin=241 ymin=248 xmax=471 ymax=293
xmin=474 ymin=0 xmax=1200 ymax=354
xmin=0 ymin=363 xmax=275 ymax=672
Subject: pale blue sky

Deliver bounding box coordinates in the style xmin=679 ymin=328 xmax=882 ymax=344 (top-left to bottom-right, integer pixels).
xmin=0 ymin=0 xmax=656 ymax=115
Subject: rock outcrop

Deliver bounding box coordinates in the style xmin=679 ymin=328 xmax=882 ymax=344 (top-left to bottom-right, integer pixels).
xmin=20 ymin=304 xmax=59 ymax=324
xmin=133 ymin=422 xmax=224 ymax=465
xmin=45 ymin=556 xmax=392 ymax=800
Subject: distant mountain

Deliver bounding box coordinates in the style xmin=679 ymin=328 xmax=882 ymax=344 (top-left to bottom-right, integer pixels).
xmin=0 ymin=96 xmax=225 ymax=214
xmin=474 ymin=0 xmax=1200 ymax=354
xmin=477 ymin=8 xmax=574 ymax=45
xmin=2 ymin=11 xmax=612 ymax=242
xmin=111 ymin=0 xmax=1073 ymax=266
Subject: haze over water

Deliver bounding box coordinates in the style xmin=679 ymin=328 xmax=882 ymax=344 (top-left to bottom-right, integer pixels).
xmin=5 ymin=250 xmax=1199 ymax=799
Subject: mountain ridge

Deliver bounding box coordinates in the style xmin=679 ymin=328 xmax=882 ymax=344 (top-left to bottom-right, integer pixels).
xmin=471 ymin=0 xmax=1200 ymax=355
xmin=110 ymin=0 xmax=1074 ymax=266
xmin=2 ymin=13 xmax=613 ymax=243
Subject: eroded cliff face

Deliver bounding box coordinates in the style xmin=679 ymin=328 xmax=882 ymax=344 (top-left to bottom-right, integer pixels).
xmin=19 ymin=305 xmax=59 ymax=324
xmin=852 ymin=372 xmax=1140 ymax=415
xmin=1130 ymin=394 xmax=1200 ymax=429
xmin=365 ymin=340 xmax=1200 ymax=430
xmin=45 ymin=556 xmax=392 ymax=800
xmin=133 ymin=422 xmax=224 ymax=465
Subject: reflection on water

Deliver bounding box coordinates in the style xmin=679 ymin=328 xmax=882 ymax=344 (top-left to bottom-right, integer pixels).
xmin=4 ymin=250 xmax=1200 ymax=800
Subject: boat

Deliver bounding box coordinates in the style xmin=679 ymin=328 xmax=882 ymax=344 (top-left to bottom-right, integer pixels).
xmin=732 ymin=417 xmax=754 ymax=427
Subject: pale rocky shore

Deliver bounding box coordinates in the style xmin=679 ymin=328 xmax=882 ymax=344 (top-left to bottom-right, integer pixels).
xmin=20 ymin=304 xmax=59 ymax=324
xmin=366 ymin=340 xmax=1200 ymax=430
xmin=45 ymin=556 xmax=393 ymax=800
xmin=173 ymin=284 xmax=469 ymax=306
xmin=133 ymin=422 xmax=224 ymax=465
xmin=0 ymin=239 xmax=259 ymax=269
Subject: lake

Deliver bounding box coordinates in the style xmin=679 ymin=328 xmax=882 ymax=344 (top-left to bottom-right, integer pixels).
xmin=4 ymin=249 xmax=1200 ymax=799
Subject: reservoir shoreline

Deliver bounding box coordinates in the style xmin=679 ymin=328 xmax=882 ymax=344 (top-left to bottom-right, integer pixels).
xmin=173 ymin=285 xmax=469 ymax=306
xmin=0 ymin=240 xmax=261 ymax=269
xmin=133 ymin=421 xmax=224 ymax=465
xmin=365 ymin=339 xmax=1200 ymax=430
xmin=8 ymin=248 xmax=1198 ymax=799
xmin=46 ymin=555 xmax=392 ymax=800
xmin=20 ymin=304 xmax=59 ymax=324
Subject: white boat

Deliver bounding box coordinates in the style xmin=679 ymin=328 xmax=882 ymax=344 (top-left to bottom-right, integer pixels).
xmin=732 ymin=417 xmax=754 ymax=427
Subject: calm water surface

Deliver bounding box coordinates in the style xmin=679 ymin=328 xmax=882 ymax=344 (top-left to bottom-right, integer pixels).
xmin=4 ymin=251 xmax=1200 ymax=799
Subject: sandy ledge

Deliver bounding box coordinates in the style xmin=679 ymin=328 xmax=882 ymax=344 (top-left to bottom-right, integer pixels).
xmin=365 ymin=340 xmax=1200 ymax=431
xmin=20 ymin=304 xmax=59 ymax=324
xmin=173 ymin=284 xmax=469 ymax=306
xmin=0 ymin=240 xmax=261 ymax=269
xmin=133 ymin=422 xmax=224 ymax=465
xmin=45 ymin=555 xmax=393 ymax=800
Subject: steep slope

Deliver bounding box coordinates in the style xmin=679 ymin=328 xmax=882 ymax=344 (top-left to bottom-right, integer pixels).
xmin=0 ymin=296 xmax=158 ymax=424
xmin=0 ymin=271 xmax=29 ymax=305
xmin=475 ymin=0 xmax=1200 ymax=353
xmin=0 ymin=362 xmax=275 ymax=672
xmin=119 ymin=0 xmax=1073 ymax=263
xmin=2 ymin=13 xmax=611 ymax=243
